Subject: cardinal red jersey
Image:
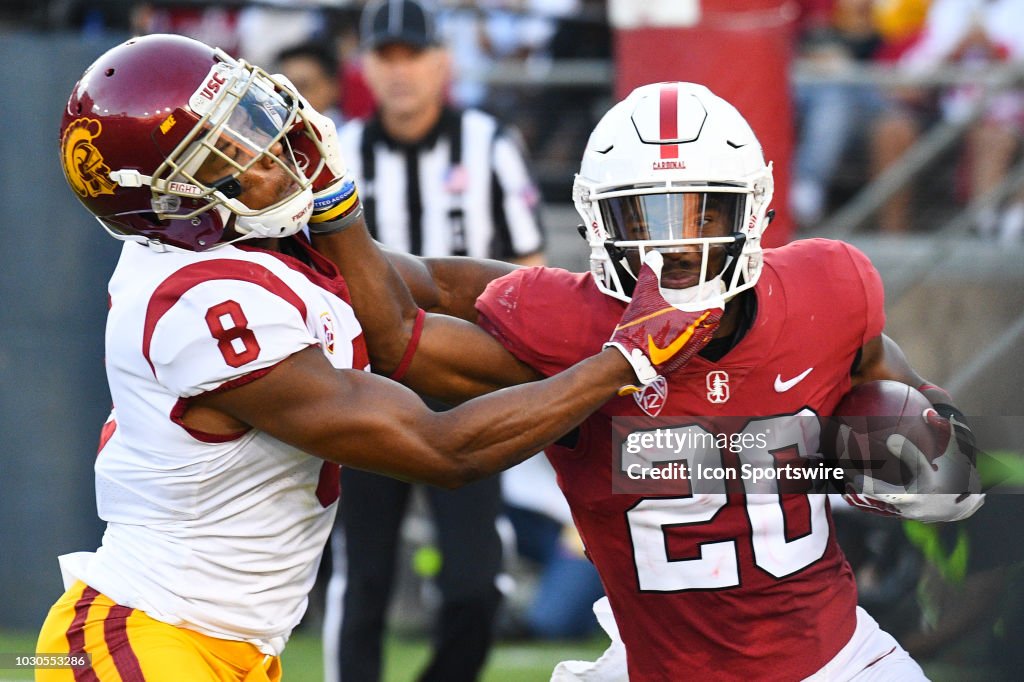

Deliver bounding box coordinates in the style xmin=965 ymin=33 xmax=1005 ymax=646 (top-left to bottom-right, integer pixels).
xmin=476 ymin=238 xmax=885 ymax=680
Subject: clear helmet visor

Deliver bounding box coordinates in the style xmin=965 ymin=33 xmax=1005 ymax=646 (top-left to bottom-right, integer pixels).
xmin=147 ymin=57 xmax=321 ymax=242
xmin=598 ymin=191 xmax=746 ymax=243
xmin=596 ymin=191 xmax=749 ymax=311
xmin=174 ymin=62 xmax=307 ymax=201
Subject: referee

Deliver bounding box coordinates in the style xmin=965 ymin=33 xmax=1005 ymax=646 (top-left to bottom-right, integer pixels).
xmin=323 ymin=2 xmax=545 ymax=682
xmin=340 ymin=1 xmax=546 ymax=263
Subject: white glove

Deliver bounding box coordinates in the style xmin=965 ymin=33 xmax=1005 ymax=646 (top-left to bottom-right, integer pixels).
xmin=844 ymin=410 xmax=984 ymax=522
xmin=550 ymin=597 xmax=628 ymax=681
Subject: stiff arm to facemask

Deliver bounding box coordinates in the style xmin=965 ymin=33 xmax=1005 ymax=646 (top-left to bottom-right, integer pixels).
xmin=604 ymin=251 xmax=722 ymax=392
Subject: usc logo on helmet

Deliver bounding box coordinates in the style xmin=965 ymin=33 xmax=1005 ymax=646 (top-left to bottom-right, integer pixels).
xmin=60 ymin=118 xmax=117 ymax=199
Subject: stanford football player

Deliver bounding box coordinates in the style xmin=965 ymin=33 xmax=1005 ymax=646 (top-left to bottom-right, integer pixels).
xmin=320 ymin=82 xmax=983 ymax=680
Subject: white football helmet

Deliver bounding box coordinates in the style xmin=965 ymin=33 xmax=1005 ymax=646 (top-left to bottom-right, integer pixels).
xmin=573 ymin=81 xmax=774 ymax=311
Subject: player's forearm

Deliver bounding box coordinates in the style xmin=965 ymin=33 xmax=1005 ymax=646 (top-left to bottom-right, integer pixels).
xmin=312 ymin=218 xmax=419 ymax=373
xmin=420 ymin=348 xmax=630 ymax=487
xmin=424 ymin=257 xmax=519 ymax=322
xmin=348 ymin=239 xmax=521 ymax=323
xmin=384 ymin=252 xmax=518 ymax=322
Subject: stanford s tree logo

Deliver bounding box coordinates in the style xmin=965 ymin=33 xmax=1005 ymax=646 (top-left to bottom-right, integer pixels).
xmin=706 ymin=371 xmax=729 ymax=403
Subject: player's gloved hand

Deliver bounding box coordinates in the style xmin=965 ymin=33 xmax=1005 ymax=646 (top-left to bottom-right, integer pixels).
xmin=277 ymin=74 xmax=363 ymax=234
xmin=604 ymin=251 xmax=722 ymax=394
xmin=843 ymin=409 xmax=984 ymax=522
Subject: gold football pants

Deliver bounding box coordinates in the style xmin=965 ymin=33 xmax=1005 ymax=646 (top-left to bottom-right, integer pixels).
xmin=36 ymin=581 xmax=282 ymax=682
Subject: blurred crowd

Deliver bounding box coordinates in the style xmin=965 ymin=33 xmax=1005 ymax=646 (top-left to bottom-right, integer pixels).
xmin=793 ymin=0 xmax=1024 ymax=239
xmin=5 ymin=0 xmax=1023 ymax=239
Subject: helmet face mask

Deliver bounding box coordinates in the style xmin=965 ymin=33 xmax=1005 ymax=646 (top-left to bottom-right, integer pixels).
xmin=573 ymin=82 xmax=774 ymax=311
xmin=60 ymin=34 xmax=332 ymax=251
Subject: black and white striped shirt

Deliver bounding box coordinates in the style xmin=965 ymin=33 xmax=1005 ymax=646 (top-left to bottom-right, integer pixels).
xmin=339 ymin=106 xmax=545 ymax=259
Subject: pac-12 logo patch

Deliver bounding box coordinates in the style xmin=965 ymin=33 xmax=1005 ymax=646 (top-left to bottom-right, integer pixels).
xmin=706 ymin=370 xmax=730 ymax=404
xmin=60 ymin=118 xmax=117 ymax=199
xmin=319 ymin=311 xmax=336 ymax=354
xmin=634 ymin=374 xmax=668 ymax=417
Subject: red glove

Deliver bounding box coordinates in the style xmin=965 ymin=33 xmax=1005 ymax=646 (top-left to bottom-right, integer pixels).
xmin=605 ymin=251 xmax=722 ymax=394
xmin=274 ymin=73 xmax=362 ymax=234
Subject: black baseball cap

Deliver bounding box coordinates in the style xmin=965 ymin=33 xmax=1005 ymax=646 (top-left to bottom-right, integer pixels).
xmin=360 ymin=0 xmax=440 ymax=51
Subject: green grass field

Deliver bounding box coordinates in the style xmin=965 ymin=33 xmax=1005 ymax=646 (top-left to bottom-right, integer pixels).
xmin=1 ymin=628 xmax=1001 ymax=681
xmin=0 ymin=629 xmax=608 ymax=681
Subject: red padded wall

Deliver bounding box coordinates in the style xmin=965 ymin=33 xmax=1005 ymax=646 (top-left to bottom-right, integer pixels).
xmin=614 ymin=0 xmax=796 ymax=246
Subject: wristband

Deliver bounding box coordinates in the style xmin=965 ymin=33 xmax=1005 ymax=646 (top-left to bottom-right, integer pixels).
xmin=919 ymin=382 xmax=967 ymax=426
xmin=389 ymin=308 xmax=426 ymax=381
xmin=918 ymin=382 xmax=953 ymax=403
xmin=307 ymin=202 xmax=364 ymax=235
xmin=309 ymin=178 xmax=362 ymax=235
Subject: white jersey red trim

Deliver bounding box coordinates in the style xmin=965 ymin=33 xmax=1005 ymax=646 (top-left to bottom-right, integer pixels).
xmin=60 ymin=238 xmax=367 ymax=655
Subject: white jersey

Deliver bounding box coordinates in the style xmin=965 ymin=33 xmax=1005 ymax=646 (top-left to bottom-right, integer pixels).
xmin=60 ymin=238 xmax=368 ymax=655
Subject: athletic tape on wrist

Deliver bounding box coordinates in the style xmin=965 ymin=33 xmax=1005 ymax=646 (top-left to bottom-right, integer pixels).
xmin=307 ymin=202 xmax=363 ymax=235
xmin=389 ymin=308 xmax=426 ymax=381
xmin=311 ymin=178 xmax=359 ymax=223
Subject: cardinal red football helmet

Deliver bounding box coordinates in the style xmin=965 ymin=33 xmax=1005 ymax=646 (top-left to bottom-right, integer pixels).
xmin=59 ymin=34 xmax=329 ymax=251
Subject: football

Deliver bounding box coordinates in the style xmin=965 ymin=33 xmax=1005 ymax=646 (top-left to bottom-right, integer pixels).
xmin=824 ymin=380 xmax=945 ymax=488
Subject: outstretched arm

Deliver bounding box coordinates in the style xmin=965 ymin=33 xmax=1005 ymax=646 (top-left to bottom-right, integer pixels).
xmin=186 ymin=251 xmax=704 ymax=487
xmin=191 ymin=344 xmax=632 ymax=488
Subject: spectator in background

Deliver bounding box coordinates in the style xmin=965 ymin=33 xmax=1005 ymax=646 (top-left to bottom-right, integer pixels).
xmin=275 ymin=41 xmax=344 ymax=127
xmin=500 ymin=457 xmax=605 ymax=641
xmin=322 ymin=2 xmax=546 ymax=682
xmin=130 ymin=1 xmax=326 ymax=65
xmin=791 ymin=0 xmax=888 ymax=230
xmin=862 ymin=0 xmax=932 ymax=235
xmin=235 ymin=1 xmax=326 ymax=68
xmin=327 ymin=15 xmax=378 ymax=121
xmin=871 ymin=0 xmax=1024 ymax=238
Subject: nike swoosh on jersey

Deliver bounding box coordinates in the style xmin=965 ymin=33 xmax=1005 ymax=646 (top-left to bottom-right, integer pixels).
xmin=774 ymin=367 xmax=814 ymax=392
xmin=647 ymin=310 xmax=714 ymax=366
